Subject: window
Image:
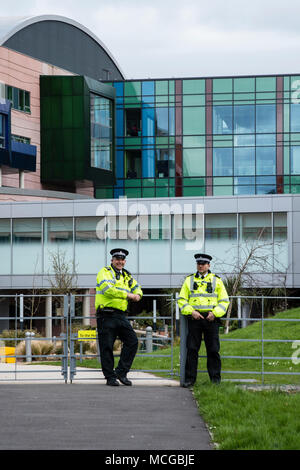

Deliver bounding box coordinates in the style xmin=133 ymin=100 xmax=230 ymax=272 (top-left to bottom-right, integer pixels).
xmin=213 ymin=106 xmax=233 ymax=134
xmin=125 ymin=108 xmax=141 ymax=136
xmin=156 ymin=107 xmax=175 ymax=136
xmin=234 ymin=105 xmax=255 ymax=134
xmin=90 ymin=93 xmax=113 ymax=171
xmin=125 ymin=150 xmax=142 ymax=178
xmin=156 ymin=149 xmax=175 ymax=178
xmin=11 ymin=134 xmax=31 ymax=145
xmin=0 ymin=114 xmax=5 ymax=148
xmin=6 ymin=85 xmax=30 ymax=113
xmin=213 ymin=148 xmax=233 ymax=176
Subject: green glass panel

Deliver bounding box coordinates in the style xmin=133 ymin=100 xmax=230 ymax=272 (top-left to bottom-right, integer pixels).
xmin=234 ymin=78 xmax=255 ymax=92
xmin=291 ymin=133 xmax=300 ymax=143
xmin=183 ymin=149 xmax=205 ymax=176
xmin=62 ymin=77 xmax=73 ymax=95
xmin=169 ymin=136 xmax=175 ymax=144
xmin=51 ymin=97 xmax=62 ymax=128
xmin=182 ymin=79 xmax=205 ymax=94
xmin=169 ymin=81 xmax=175 ymax=95
xmin=142 ymin=187 xmax=155 ymax=197
xmin=213 ymin=78 xmax=232 ymax=93
xmin=96 ymin=187 xmax=114 ymax=199
xmin=284 ymin=147 xmax=290 ymax=174
xmin=284 ymin=76 xmax=290 ymax=91
xmin=156 ymin=137 xmax=168 ymax=145
xmin=182 ymin=95 xmax=205 ymax=106
xmin=156 ymin=187 xmax=169 ymax=197
xmin=156 ymin=144 xmax=169 ymax=149
xmin=51 ymin=78 xmax=62 ymax=95
xmin=213 ymin=93 xmax=232 ymax=103
xmin=183 ymin=136 xmax=205 ymax=147
xmin=156 ymin=178 xmax=168 ymax=187
xmin=143 ymin=178 xmax=155 ymax=187
xmin=183 ymin=177 xmax=205 ymax=187
xmin=124 ymin=82 xmax=141 ymax=96
xmin=125 ymin=188 xmax=142 ymax=198
xmin=125 ymin=179 xmax=141 ymax=187
xmin=155 ymin=96 xmax=168 ymax=105
xmin=182 ymin=107 xmax=205 ymax=135
xmin=169 ymin=96 xmax=175 ymax=104
xmin=73 ymin=96 xmax=84 ymax=128
xmin=234 ymin=93 xmax=255 ymax=103
xmin=213 ymin=141 xmax=233 ymax=148
xmin=156 ymin=81 xmax=168 ymax=95
xmin=256 ymin=77 xmax=276 ymax=91
xmin=213 ymin=185 xmax=233 ymax=196
xmin=183 ymin=185 xmax=206 ymax=196
xmin=62 ymin=96 xmax=73 ymax=127
xmin=124 ymin=97 xmax=141 ymax=105
xmin=124 ymin=137 xmax=141 ymax=146
xmin=72 ymin=76 xmax=84 ymax=95
xmin=169 ymin=187 xmax=175 ymax=197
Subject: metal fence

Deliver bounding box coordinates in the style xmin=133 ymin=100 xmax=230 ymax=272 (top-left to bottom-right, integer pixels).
xmin=179 ymin=296 xmax=300 ymax=385
xmin=1 ymin=293 xmax=299 ymax=385
xmin=0 ymin=294 xmax=69 ymax=383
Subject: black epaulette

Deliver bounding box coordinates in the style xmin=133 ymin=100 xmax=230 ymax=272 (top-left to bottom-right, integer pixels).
xmin=214 ymin=274 xmax=220 ymax=279
xmin=123 ymin=268 xmax=132 ymax=277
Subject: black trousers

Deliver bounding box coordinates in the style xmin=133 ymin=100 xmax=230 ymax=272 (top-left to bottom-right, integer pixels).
xmin=96 ymin=312 xmax=138 ymax=380
xmin=185 ymin=317 xmax=221 ymax=384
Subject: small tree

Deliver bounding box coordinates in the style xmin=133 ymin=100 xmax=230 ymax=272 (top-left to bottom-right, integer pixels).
xmin=215 ymin=228 xmax=289 ymax=333
xmin=47 ymin=247 xmax=78 ymax=332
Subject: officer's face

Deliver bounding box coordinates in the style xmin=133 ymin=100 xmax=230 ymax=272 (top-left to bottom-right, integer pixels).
xmin=112 ymin=256 xmax=126 ymax=271
xmin=197 ymin=262 xmax=210 ymax=274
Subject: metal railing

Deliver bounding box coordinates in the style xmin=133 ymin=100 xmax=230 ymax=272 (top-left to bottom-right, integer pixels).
xmin=0 ymin=294 xmax=69 ymax=383
xmin=179 ymin=295 xmax=300 ymax=385
xmin=1 ymin=293 xmax=299 ymax=385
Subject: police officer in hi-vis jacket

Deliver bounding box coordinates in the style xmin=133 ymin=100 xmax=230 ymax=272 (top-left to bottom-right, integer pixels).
xmin=177 ymin=253 xmax=229 ymax=387
xmin=95 ymin=248 xmax=143 ymax=386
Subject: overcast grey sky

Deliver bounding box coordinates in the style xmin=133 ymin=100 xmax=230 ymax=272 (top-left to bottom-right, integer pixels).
xmin=1 ymin=0 xmax=300 ymax=79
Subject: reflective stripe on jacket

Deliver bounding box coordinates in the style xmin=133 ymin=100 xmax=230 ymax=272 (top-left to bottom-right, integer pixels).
xmin=95 ymin=265 xmax=143 ymax=312
xmin=177 ymin=272 xmax=229 ymax=318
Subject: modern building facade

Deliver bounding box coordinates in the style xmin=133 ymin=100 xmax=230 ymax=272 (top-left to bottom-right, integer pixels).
xmin=0 ymin=13 xmax=299 ymax=321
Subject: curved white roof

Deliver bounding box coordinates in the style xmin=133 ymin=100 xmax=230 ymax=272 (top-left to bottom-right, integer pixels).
xmin=0 ymin=14 xmax=125 ymax=78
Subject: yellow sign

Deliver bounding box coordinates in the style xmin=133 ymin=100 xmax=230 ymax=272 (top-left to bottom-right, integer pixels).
xmin=77 ymin=330 xmax=97 ymax=341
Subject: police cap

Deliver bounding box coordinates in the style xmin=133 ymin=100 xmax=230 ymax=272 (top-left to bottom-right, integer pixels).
xmin=110 ymin=248 xmax=129 ymax=259
xmin=194 ymin=253 xmax=212 ymax=264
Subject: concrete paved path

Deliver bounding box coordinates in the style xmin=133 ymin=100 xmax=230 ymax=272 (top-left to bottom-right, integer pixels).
xmin=0 ymin=364 xmax=212 ymax=451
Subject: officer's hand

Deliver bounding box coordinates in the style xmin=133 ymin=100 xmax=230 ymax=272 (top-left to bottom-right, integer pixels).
xmin=127 ymin=293 xmax=141 ymax=302
xmin=207 ymin=311 xmax=215 ymax=322
xmin=192 ymin=310 xmax=204 ymax=320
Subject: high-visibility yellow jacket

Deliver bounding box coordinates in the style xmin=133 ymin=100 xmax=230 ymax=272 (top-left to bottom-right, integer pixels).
xmin=95 ymin=265 xmax=143 ymax=312
xmin=177 ymin=271 xmax=229 ymax=318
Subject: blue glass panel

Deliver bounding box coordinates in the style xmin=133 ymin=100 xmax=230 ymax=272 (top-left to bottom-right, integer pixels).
xmin=256 ymin=147 xmax=276 ymax=175
xmin=234 ymin=147 xmax=255 ymax=175
xmin=234 ymin=105 xmax=255 ymax=134
xmin=213 ymin=148 xmax=233 ymax=176
xmin=156 ymin=108 xmax=168 ymax=136
xmin=116 ymin=150 xmax=124 ymax=179
xmin=291 ymin=146 xmax=300 ymax=174
xmin=213 ymin=106 xmax=233 ymax=134
xmin=256 ymin=176 xmax=276 ymax=194
xmin=142 ymin=81 xmax=154 ymax=96
xmin=116 ymin=109 xmax=124 ymax=137
xmin=234 ymin=135 xmax=255 ymax=146
xmin=142 ymin=106 xmax=155 ymax=137
xmin=114 ymin=82 xmax=124 ymax=97
xmin=234 ymin=176 xmax=255 ymax=195
xmin=256 ymin=134 xmax=276 ymax=146
xmin=256 ymin=104 xmax=276 ymax=133
xmin=290 ymin=104 xmax=300 ymax=132
xmin=142 ymin=148 xmax=155 ymax=177
xmin=169 ymin=108 xmax=175 ymax=136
